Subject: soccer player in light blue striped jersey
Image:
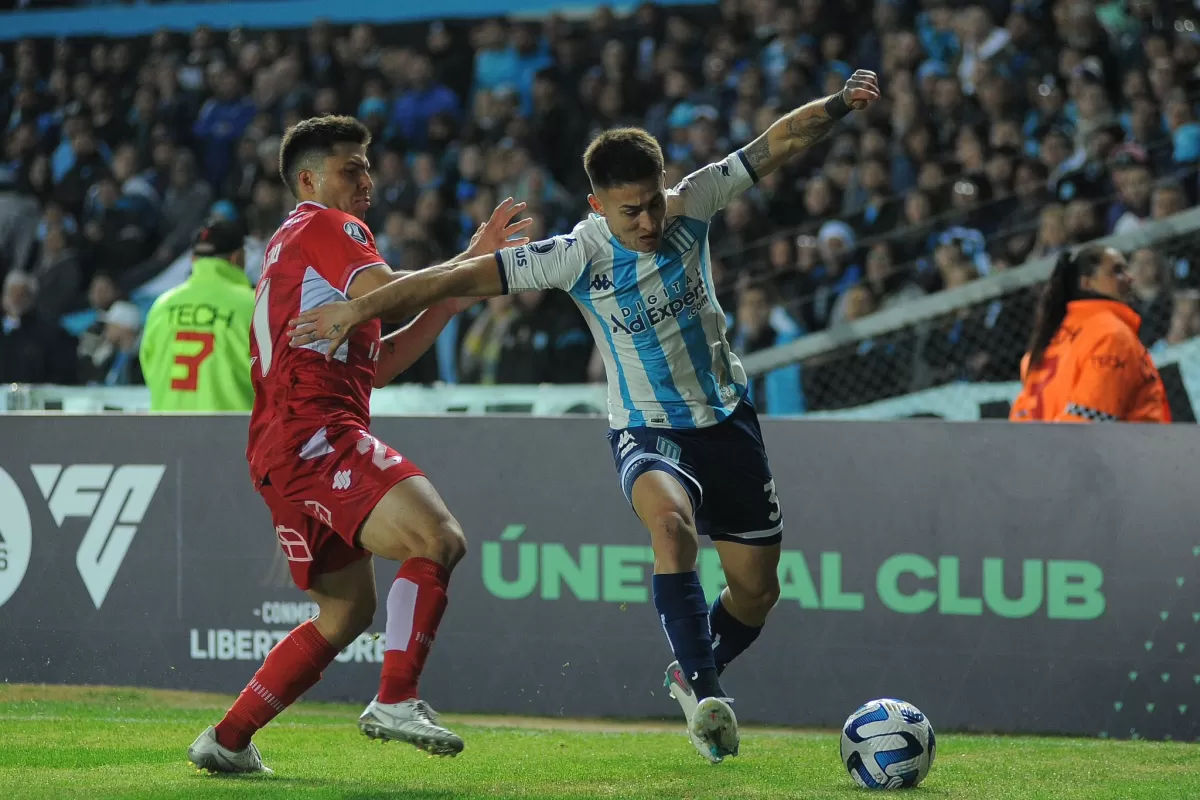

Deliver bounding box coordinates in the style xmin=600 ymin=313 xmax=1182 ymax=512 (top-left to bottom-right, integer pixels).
xmin=289 ymin=69 xmax=882 ymax=763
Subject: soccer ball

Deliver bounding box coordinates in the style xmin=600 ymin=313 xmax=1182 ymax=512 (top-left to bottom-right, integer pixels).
xmin=840 ymin=698 xmax=936 ymax=790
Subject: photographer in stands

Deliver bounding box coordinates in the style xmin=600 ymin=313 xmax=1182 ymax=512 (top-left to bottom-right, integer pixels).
xmin=1010 ymin=246 xmax=1169 ymax=423
xmin=139 ymin=217 xmax=254 ymax=411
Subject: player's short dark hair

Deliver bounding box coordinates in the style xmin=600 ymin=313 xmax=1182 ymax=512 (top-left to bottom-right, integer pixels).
xmin=278 ymin=115 xmax=372 ymax=198
xmin=583 ymin=127 xmax=664 ymax=191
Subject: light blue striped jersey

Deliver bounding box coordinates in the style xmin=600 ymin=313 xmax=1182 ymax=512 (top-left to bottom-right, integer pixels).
xmin=495 ymin=151 xmax=757 ymax=429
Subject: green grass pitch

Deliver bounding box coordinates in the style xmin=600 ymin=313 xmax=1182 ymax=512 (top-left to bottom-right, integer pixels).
xmin=1 ymin=685 xmax=1197 ymax=799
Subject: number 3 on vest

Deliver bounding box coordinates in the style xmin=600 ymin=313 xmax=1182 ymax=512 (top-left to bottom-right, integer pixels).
xmin=172 ymin=331 xmax=216 ymax=391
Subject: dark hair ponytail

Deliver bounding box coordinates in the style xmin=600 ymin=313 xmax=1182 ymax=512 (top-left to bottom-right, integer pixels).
xmin=1027 ymin=246 xmax=1107 ymax=367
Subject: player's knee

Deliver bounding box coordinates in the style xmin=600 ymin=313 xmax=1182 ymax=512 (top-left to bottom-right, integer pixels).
xmin=405 ymin=515 xmax=466 ymax=570
xmin=647 ymin=508 xmax=698 ymax=567
xmin=730 ymin=574 xmax=781 ymax=619
xmin=433 ymin=517 xmax=467 ymax=570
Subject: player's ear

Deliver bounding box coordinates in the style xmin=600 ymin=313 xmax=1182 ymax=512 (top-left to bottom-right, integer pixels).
xmin=587 ymin=194 xmax=603 ymax=215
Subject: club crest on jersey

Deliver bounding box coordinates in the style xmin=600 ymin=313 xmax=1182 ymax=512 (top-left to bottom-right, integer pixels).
xmin=663 ymin=219 xmax=697 ymax=256
xmin=343 ymin=221 xmax=368 ymax=245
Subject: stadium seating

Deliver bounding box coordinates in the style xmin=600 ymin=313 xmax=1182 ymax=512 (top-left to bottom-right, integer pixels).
xmin=2 ymin=0 xmax=1199 ymax=415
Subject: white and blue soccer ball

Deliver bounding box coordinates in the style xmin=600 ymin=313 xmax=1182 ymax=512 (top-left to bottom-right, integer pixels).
xmin=840 ymin=698 xmax=936 ymax=790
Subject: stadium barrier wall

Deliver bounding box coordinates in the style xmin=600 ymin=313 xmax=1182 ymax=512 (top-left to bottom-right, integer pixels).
xmin=0 ymin=415 xmax=1197 ymax=741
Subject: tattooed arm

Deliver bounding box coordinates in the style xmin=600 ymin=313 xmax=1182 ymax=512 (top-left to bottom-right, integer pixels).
xmin=740 ymin=70 xmax=881 ymax=180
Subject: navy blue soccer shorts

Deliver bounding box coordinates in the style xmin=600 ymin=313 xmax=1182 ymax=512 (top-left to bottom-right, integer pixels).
xmin=606 ymin=398 xmax=783 ymax=546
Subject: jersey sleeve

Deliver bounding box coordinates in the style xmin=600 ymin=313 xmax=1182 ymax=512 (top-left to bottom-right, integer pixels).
xmin=495 ymin=230 xmax=589 ymax=294
xmin=1053 ymin=332 xmax=1144 ymax=422
xmin=304 ymin=211 xmax=388 ymax=295
xmin=672 ymin=151 xmax=758 ymax=221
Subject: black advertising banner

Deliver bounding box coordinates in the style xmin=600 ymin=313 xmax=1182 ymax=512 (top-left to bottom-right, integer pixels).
xmin=0 ymin=416 xmax=1196 ymax=741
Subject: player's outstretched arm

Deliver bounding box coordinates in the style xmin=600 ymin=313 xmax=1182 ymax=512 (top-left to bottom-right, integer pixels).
xmin=740 ymin=69 xmax=880 ymax=179
xmin=288 ymin=198 xmax=530 ymax=359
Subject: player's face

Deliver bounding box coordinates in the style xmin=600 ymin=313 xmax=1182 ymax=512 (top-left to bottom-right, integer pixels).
xmin=589 ymin=177 xmax=667 ymax=253
xmin=314 ymin=143 xmax=373 ymax=220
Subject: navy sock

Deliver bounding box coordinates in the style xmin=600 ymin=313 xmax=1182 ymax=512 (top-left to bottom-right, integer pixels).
xmin=652 ymin=571 xmax=724 ymax=700
xmin=710 ymin=594 xmax=764 ymax=675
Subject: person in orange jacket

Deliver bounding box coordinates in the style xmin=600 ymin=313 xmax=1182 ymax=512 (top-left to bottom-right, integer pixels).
xmin=1010 ymin=244 xmax=1171 ymax=423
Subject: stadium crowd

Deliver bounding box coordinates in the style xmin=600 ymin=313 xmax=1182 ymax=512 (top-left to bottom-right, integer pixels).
xmin=3 ymin=0 xmax=1200 ymax=411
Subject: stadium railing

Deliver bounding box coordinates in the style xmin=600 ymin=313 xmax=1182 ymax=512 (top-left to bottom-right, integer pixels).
xmin=742 ymin=206 xmax=1200 ymax=420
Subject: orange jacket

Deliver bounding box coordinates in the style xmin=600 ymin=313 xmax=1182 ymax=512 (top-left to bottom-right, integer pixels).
xmin=1010 ymin=299 xmax=1170 ymax=423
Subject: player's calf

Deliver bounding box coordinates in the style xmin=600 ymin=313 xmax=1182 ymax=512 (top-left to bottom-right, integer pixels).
xmin=359 ymin=478 xmax=464 ymax=709
xmin=632 ymin=471 xmax=725 ymax=701
xmin=710 ymin=541 xmax=782 ymax=674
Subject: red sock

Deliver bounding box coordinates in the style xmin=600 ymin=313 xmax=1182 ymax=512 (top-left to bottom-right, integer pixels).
xmin=379 ymin=557 xmax=449 ymax=704
xmin=214 ymin=620 xmax=338 ymax=751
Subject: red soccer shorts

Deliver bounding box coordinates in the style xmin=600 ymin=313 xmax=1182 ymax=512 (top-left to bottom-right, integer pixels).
xmin=258 ymin=427 xmax=424 ymax=590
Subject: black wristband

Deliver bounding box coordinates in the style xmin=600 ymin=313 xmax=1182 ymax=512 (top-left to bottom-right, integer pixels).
xmin=824 ymin=92 xmax=852 ymax=120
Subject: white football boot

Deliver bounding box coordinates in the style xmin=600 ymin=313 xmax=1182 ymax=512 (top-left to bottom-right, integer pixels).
xmin=358 ymin=696 xmax=464 ymax=756
xmin=187 ymin=725 xmax=273 ymax=774
xmin=664 ymin=661 xmax=740 ymax=763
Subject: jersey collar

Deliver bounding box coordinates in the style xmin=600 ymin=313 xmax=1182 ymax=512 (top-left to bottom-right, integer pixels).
xmin=191 ymin=256 xmax=251 ymax=287
xmin=292 ymin=200 xmax=328 ymax=214
xmin=1065 ymin=298 xmax=1142 ymax=335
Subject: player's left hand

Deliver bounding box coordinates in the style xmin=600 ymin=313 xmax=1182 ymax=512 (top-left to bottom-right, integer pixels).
xmin=288 ymin=300 xmax=359 ymax=359
xmin=842 ymin=70 xmax=881 ymax=110
xmin=467 ymin=197 xmax=534 ymax=257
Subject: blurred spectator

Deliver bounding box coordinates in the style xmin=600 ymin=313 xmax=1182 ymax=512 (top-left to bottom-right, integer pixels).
xmin=0 ymin=166 xmax=39 ymax=275
xmin=0 ymin=271 xmax=75 ymax=384
xmin=1128 ymin=247 xmax=1174 ymax=347
xmin=459 ymin=290 xmax=590 ymax=385
xmin=76 ymin=299 xmax=143 ymax=386
xmin=729 ymin=281 xmax=805 ymax=415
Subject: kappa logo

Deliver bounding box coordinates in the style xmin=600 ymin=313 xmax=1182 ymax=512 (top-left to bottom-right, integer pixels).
xmin=617 ymin=431 xmax=637 ymax=458
xmin=332 ymin=470 xmax=352 ymax=491
xmin=590 ymin=273 xmax=614 ymax=292
xmin=343 ymin=220 xmax=369 ymax=245
xmin=31 ymin=464 xmax=166 ymax=609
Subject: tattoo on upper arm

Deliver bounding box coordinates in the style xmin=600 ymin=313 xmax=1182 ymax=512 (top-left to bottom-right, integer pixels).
xmin=743 ymin=136 xmax=772 ymax=172
xmin=785 ymin=112 xmax=837 ymax=149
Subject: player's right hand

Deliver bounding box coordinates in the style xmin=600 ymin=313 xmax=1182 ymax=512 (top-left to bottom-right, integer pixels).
xmin=288 ymin=300 xmax=359 ymax=359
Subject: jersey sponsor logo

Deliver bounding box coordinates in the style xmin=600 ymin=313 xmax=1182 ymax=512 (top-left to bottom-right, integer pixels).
xmin=31 ymin=464 xmax=166 ymax=609
xmin=616 ymin=430 xmax=637 ymax=458
xmin=609 ymin=274 xmax=710 ymax=335
xmin=590 ymin=273 xmax=614 ymax=292
xmin=276 ymin=526 xmax=314 ymax=562
xmin=343 ymin=221 xmax=369 ymax=245
xmin=0 ymin=468 xmax=33 ymax=610
xmin=529 ymin=238 xmax=557 ymax=255
xmin=166 ymin=303 xmax=239 ymax=329
xmin=332 ymin=470 xmax=352 ymax=491
xmin=512 ymin=246 xmax=530 ymax=268
xmin=655 ymin=437 xmax=682 ymax=463
xmin=1090 ymin=354 xmax=1128 ymax=370
xmin=303 ymin=500 xmax=333 ymax=526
